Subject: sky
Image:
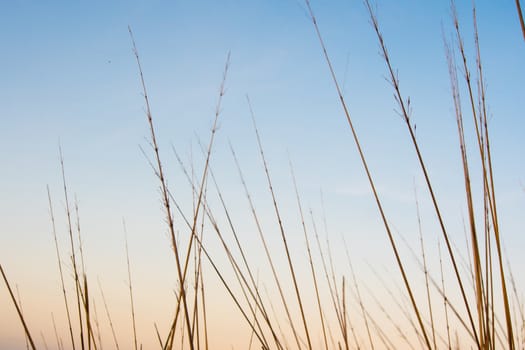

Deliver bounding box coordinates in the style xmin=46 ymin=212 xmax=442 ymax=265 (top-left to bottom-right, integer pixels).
xmin=1 ymin=1 xmax=524 ymax=349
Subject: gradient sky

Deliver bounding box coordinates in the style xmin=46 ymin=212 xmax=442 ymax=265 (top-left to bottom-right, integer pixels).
xmin=1 ymin=1 xmax=524 ymax=349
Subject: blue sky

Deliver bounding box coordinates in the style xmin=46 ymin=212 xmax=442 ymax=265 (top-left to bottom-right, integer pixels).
xmin=1 ymin=1 xmax=524 ymax=349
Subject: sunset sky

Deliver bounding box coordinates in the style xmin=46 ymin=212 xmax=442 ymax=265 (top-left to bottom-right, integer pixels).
xmin=1 ymin=1 xmax=524 ymax=349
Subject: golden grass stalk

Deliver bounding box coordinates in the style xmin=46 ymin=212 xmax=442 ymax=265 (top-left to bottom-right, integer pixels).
xmin=445 ymin=33 xmax=486 ymax=347
xmin=309 ymin=209 xmax=355 ymax=348
xmin=248 ymin=97 xmax=313 ymax=350
xmin=0 ymin=264 xmax=36 ymax=350
xmin=51 ymin=313 xmax=63 ymax=350
xmin=47 ymin=185 xmax=76 ymax=350
xmin=128 ymin=27 xmax=195 ymax=349
xmin=415 ymin=185 xmax=437 ymax=349
xmin=289 ymin=159 xmax=330 ymax=350
xmin=97 ymin=278 xmax=120 ymax=350
xmin=438 ymin=239 xmax=453 ymax=350
xmin=230 ymin=140 xmax=302 ymax=349
xmin=174 ymin=138 xmax=281 ymax=349
xmin=342 ymin=237 xmax=374 ymax=350
xmin=92 ymin=302 xmax=103 ymax=350
xmin=59 ymin=146 xmax=86 ymax=350
xmin=166 ymin=53 xmax=231 ymax=350
xmin=473 ymin=12 xmax=515 ymax=350
xmin=449 ymin=2 xmax=515 ymax=346
xmin=304 ymin=0 xmax=432 ymax=347
xmin=516 ymin=0 xmax=525 ymax=41
xmin=163 ymin=163 xmax=271 ymax=349
xmin=363 ymin=282 xmax=417 ymax=350
xmin=123 ymin=222 xmax=138 ymax=350
xmin=15 ymin=286 xmax=30 ymax=350
xmin=41 ymin=331 xmax=50 ymax=350
xmin=72 ymin=196 xmax=98 ymax=350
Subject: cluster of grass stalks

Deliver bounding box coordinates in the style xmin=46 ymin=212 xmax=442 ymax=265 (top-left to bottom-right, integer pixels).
xmin=1 ymin=1 xmax=524 ymax=349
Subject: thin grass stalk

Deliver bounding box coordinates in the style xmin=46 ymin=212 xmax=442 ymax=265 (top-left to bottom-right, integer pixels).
xmin=415 ymin=185 xmax=437 ymax=349
xmin=324 ymin=216 xmax=362 ymax=350
xmin=186 ymin=226 xmax=269 ymax=349
xmin=450 ymin=9 xmax=490 ymax=346
xmin=364 ymin=1 xmax=486 ymax=346
xmin=230 ymin=141 xmax=302 ymax=349
xmin=0 ymin=264 xmax=36 ymax=349
xmin=173 ymin=145 xmax=275 ymax=349
xmin=154 ymin=323 xmax=163 ymax=349
xmin=396 ymin=229 xmax=478 ymax=343
xmin=198 ymin=234 xmax=209 ymax=350
xmin=262 ymin=283 xmax=293 ymax=350
xmin=169 ymin=54 xmax=230 ymax=347
xmin=162 ymin=170 xmax=270 ymax=349
xmin=128 ymin=28 xmax=195 ymax=349
xmin=73 ymin=198 xmax=96 ymax=350
xmin=363 ymin=283 xmax=417 ymax=350
xmin=247 ymin=273 xmax=261 ymax=350
xmin=51 ymin=313 xmax=63 ymax=350
xmin=190 ymin=202 xmax=207 ymax=350
xmin=438 ymin=239 xmax=453 ymax=350
xmin=123 ymin=223 xmax=138 ymax=350
xmin=319 ymin=191 xmax=346 ymax=326
xmin=289 ymin=160 xmax=330 ymax=350
xmin=163 ymin=298 xmax=179 ymax=350
xmin=320 ymin=307 xmax=338 ymax=350
xmin=310 ymin=210 xmax=352 ymax=347
xmin=16 ymin=284 xmax=30 ymax=350
xmin=92 ymin=301 xmax=103 ymax=350
xmin=305 ymin=1 xmax=432 ymax=347
xmin=342 ymin=238 xmax=374 ymax=350
xmin=506 ymin=254 xmax=525 ymax=346
xmin=202 ymin=197 xmax=273 ymax=350
xmin=363 ymin=306 xmax=397 ymax=350
xmin=74 ymin=196 xmax=87 ymax=284
xmin=472 ymin=10 xmax=496 ymax=347
xmin=59 ymin=146 xmax=86 ymax=350
xmin=473 ymin=8 xmax=515 ymax=348
xmin=326 ymin=233 xmax=344 ymax=328
xmin=76 ymin=220 xmax=99 ymax=350
xmin=366 ymin=261 xmax=422 ymax=341
xmin=448 ymin=43 xmax=486 ymax=349
xmin=204 ymin=145 xmax=278 ymax=346
xmin=97 ymin=279 xmax=120 ymax=350
xmin=516 ymin=0 xmax=525 ymax=41
xmin=455 ymin=4 xmax=516 ymax=346
xmin=341 ymin=277 xmax=349 ymax=350
xmin=41 ymin=331 xmax=50 ymax=350
xmin=83 ymin=274 xmax=97 ymax=350
xmin=319 ymin=200 xmax=349 ymax=344
xmin=247 ymin=96 xmax=313 ymax=350
xmin=164 ymin=175 xmax=273 ymax=350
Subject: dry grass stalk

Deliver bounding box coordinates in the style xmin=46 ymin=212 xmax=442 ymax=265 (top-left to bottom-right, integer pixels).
xmin=516 ymin=0 xmax=525 ymax=41
xmin=128 ymin=27 xmax=195 ymax=349
xmin=415 ymin=185 xmax=437 ymax=349
xmin=248 ymin=96 xmax=314 ymax=350
xmin=342 ymin=238 xmax=374 ymax=350
xmin=97 ymin=278 xmax=120 ymax=350
xmin=59 ymin=146 xmax=87 ymax=350
xmin=305 ymin=0 xmax=432 ymax=347
xmin=47 ymin=186 xmax=76 ymax=350
xmin=289 ymin=160 xmax=330 ymax=350
xmin=231 ymin=140 xmax=302 ymax=349
xmin=123 ymin=222 xmax=139 ymax=350
xmin=0 ymin=264 xmax=36 ymax=349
